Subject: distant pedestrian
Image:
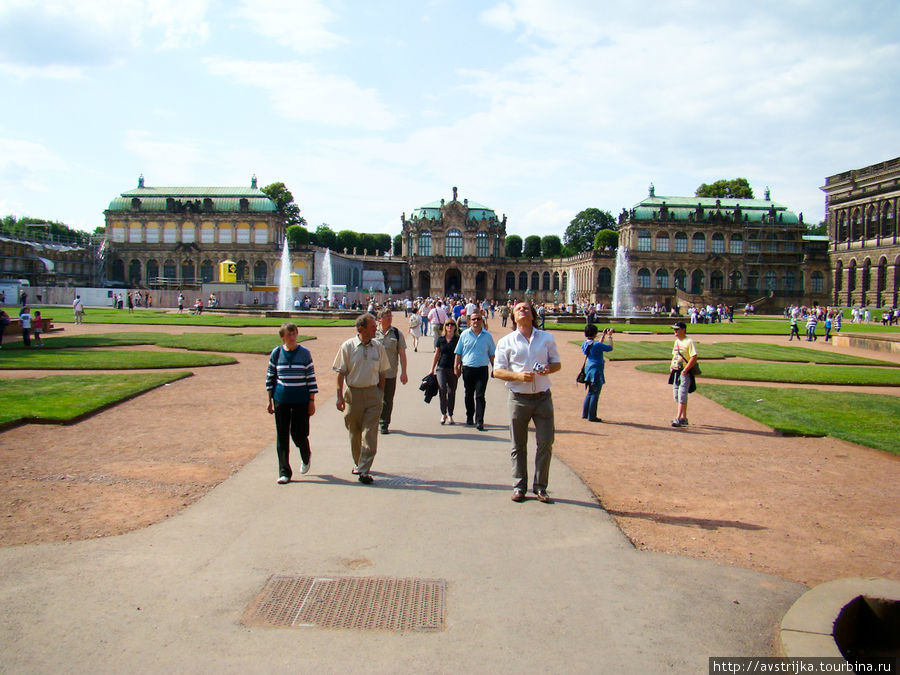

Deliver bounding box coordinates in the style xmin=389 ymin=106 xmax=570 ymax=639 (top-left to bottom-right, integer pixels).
xmin=788 ymin=313 xmax=800 ymax=341
xmin=266 ymin=323 xmax=317 ymax=484
xmin=669 ymin=321 xmax=698 ymax=428
xmin=73 ymin=295 xmax=85 ymax=324
xmin=0 ymin=309 xmax=9 ymax=348
xmin=18 ymin=306 xmax=32 ymax=347
xmin=32 ymin=310 xmax=43 ymax=345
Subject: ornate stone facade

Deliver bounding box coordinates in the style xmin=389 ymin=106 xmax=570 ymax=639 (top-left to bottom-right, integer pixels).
xmin=823 ymin=156 xmax=900 ymax=308
xmin=103 ymin=176 xmax=312 ymax=288
xmin=616 ymin=186 xmax=831 ymax=309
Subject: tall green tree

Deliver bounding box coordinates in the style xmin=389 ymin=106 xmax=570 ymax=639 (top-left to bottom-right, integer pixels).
xmin=373 ymin=233 xmax=391 ymax=253
xmin=564 ymin=208 xmax=616 ymax=253
xmin=262 ymin=181 xmax=307 ymax=227
xmin=523 ymin=235 xmax=542 ymax=258
xmin=393 ymin=233 xmax=402 ymax=255
xmin=594 ymin=229 xmax=619 ymax=250
xmin=285 ymin=224 xmax=310 ymax=247
xmin=313 ymin=223 xmax=336 ymax=250
xmin=541 ymin=235 xmax=562 ymax=257
xmin=336 ymin=230 xmax=360 ymax=253
xmin=505 ymin=234 xmax=523 ymax=258
xmin=694 ymin=178 xmax=754 ymax=199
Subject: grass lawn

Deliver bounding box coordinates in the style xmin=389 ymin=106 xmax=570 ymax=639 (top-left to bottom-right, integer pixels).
xmin=34 ymin=306 xmax=355 ymax=328
xmin=578 ymin=340 xmax=899 ymax=366
xmin=0 ymin=372 xmax=191 ymax=427
xmin=700 ymin=384 xmax=900 ymax=454
xmin=636 ymin=361 xmax=900 ymax=386
xmin=547 ymin=318 xmax=900 ymax=336
xmin=0 ymin=349 xmax=236 ymax=369
xmin=10 ymin=332 xmax=313 ymax=354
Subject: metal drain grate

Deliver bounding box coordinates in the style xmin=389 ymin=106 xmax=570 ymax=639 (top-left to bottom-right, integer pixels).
xmin=243 ymin=575 xmax=446 ymax=632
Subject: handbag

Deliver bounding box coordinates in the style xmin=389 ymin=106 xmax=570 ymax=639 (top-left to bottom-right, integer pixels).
xmin=576 ymin=354 xmax=587 ymax=384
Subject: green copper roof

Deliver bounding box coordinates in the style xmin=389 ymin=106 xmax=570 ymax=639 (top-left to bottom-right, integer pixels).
xmin=631 ymin=195 xmax=800 ymax=225
xmin=410 ymin=198 xmax=497 ymax=221
xmin=107 ymin=185 xmax=277 ymax=213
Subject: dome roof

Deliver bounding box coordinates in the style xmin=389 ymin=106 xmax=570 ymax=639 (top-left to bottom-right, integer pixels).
xmin=410 ymin=198 xmax=497 ymax=222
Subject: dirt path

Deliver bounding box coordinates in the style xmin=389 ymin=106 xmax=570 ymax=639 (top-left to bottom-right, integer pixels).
xmin=1 ymin=321 xmax=897 ymax=586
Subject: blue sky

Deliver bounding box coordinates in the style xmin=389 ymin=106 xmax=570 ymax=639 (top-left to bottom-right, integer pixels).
xmin=1 ymin=0 xmax=898 ymax=238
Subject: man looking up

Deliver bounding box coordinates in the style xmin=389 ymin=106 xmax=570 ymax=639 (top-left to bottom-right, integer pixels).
xmin=453 ymin=311 xmax=495 ymax=431
xmin=375 ymin=308 xmax=408 ymax=434
xmin=333 ymin=313 xmax=390 ymax=484
xmin=493 ymin=302 xmax=561 ymax=503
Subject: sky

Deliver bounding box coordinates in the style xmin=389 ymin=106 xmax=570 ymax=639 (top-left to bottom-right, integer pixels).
xmin=1 ymin=0 xmax=899 ymax=239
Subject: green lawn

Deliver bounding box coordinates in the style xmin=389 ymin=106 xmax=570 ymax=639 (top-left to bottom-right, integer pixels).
xmin=0 ymin=349 xmax=236 ymax=369
xmin=700 ymin=384 xmax=900 ymax=454
xmin=9 ymin=331 xmax=313 ymax=354
xmin=32 ymin=306 xmax=355 ymax=328
xmin=0 ymin=372 xmax=191 ymax=427
xmin=636 ymin=361 xmax=900 ymax=386
xmin=548 ymin=318 xmax=900 ymax=336
xmin=577 ymin=340 xmax=899 ymax=366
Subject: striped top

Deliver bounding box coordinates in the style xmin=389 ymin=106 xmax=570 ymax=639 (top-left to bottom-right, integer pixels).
xmin=266 ymin=344 xmax=318 ymax=405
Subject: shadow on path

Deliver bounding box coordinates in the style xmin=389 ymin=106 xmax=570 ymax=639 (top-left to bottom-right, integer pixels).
xmin=605 ymin=508 xmax=767 ymax=532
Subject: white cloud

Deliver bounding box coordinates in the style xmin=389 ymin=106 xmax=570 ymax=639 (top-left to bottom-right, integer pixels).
xmin=0 ymin=63 xmax=85 ymax=80
xmin=519 ymin=201 xmax=572 ymax=237
xmin=122 ymin=130 xmax=211 ymax=183
xmin=0 ymin=137 xmax=67 ymax=192
xmin=234 ymin=0 xmax=343 ymax=53
xmin=204 ymin=58 xmax=396 ymax=130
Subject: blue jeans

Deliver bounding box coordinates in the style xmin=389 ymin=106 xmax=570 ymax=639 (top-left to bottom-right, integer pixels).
xmin=582 ymin=380 xmax=602 ymax=420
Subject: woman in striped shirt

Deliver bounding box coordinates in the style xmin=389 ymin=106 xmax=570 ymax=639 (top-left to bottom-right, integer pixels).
xmin=266 ymin=323 xmax=318 ymax=484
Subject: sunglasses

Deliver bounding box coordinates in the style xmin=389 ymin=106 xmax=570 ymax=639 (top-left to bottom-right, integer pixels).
xmin=444 ymin=323 xmax=456 ymax=327
xmin=470 ymin=317 xmax=483 ymax=321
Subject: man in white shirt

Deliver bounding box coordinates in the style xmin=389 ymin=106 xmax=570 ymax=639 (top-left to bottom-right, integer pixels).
xmin=427 ymin=301 xmax=448 ymax=338
xmin=493 ymin=301 xmax=561 ymax=503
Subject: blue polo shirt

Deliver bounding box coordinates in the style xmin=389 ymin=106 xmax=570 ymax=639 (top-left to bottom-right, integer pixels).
xmin=454 ymin=327 xmax=495 ymax=367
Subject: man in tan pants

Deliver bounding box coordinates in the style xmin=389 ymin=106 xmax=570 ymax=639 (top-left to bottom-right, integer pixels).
xmin=333 ymin=313 xmax=390 ymax=484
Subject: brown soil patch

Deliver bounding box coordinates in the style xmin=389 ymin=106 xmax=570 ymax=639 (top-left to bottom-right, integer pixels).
xmin=1 ymin=321 xmax=897 ymax=586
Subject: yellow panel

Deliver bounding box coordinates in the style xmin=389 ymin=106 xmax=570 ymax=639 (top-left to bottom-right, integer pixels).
xmin=236 ymin=222 xmax=249 ymax=229
xmin=202 ymin=221 xmax=215 ymax=229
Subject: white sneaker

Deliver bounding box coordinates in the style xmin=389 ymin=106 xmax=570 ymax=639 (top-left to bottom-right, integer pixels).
xmin=277 ymin=476 xmax=289 ymax=484
xmin=300 ymin=461 xmax=310 ymax=475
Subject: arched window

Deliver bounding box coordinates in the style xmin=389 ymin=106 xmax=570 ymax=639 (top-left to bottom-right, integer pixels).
xmin=674 ymin=232 xmax=688 ymax=253
xmin=128 ymin=259 xmax=141 ymax=285
xmin=712 ymin=233 xmax=725 ymax=254
xmin=518 ymin=272 xmax=528 ymax=291
xmin=181 ymin=260 xmax=195 ymax=283
xmin=656 ymin=268 xmax=669 ymax=288
xmin=764 ymin=271 xmax=777 ymax=291
xmin=163 ymin=259 xmax=176 ymax=279
xmin=493 ymin=234 xmax=500 ymax=257
xmin=476 ymin=232 xmax=489 ymax=257
xmin=235 ymin=260 xmax=248 ymax=282
xmin=407 ymin=233 xmax=416 ymax=256
xmin=254 ymin=260 xmax=267 ymax=284
xmin=691 ymin=232 xmax=706 ymax=254
xmin=417 ymin=231 xmax=432 ymax=257
xmin=110 ymin=258 xmax=125 ymax=282
xmin=542 ymin=271 xmax=550 ymax=290
xmin=352 ymin=268 xmax=360 ymax=289
xmin=811 ymin=270 xmax=824 ymax=293
xmin=729 ymin=234 xmax=743 ymax=254
xmin=506 ymin=271 xmax=515 ymax=291
xmin=655 ymin=233 xmax=669 ymax=252
xmin=146 ymin=259 xmax=159 ymax=284
xmin=553 ymin=271 xmax=560 ymax=290
xmin=729 ymin=271 xmax=743 ymax=290
xmin=531 ymin=272 xmax=539 ymax=290
xmin=445 ymin=229 xmax=462 ymax=257
xmin=783 ymin=271 xmax=795 ymax=292
xmin=637 ymin=230 xmax=651 ymax=252
xmin=637 ymin=268 xmax=651 ymax=288
xmin=690 ymin=269 xmax=704 ymax=294
xmin=748 ymin=272 xmax=759 ymax=292
xmin=710 ymin=270 xmax=724 ymax=290
xmin=598 ymin=268 xmax=612 ymax=288
xmin=200 ymin=259 xmax=214 ymax=283
xmin=674 ymin=269 xmax=686 ymax=290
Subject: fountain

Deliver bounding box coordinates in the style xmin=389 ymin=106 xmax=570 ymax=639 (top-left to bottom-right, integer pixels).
xmin=567 ymin=268 xmax=576 ymax=307
xmin=320 ymin=248 xmax=333 ymax=306
xmin=612 ymin=245 xmax=634 ymax=318
xmin=276 ymin=238 xmax=293 ymax=311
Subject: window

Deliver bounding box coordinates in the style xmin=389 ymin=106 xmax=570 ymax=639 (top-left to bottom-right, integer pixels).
xmin=505 ymin=271 xmax=515 ymax=291
xmin=729 ymin=271 xmax=743 ymax=290
xmin=637 ymin=268 xmax=651 ymax=288
xmin=637 ymin=230 xmax=651 ymax=252
xmin=764 ymin=271 xmax=777 ymax=291
xmin=674 ymin=269 xmax=686 ymax=290
xmin=710 ymin=270 xmax=724 ymax=290
xmin=531 ymin=272 xmax=539 ymax=290
xmin=219 ymin=227 xmax=232 ymax=243
xmin=691 ymin=269 xmax=704 ymax=294
xmin=201 ymin=260 xmax=214 ymax=283
xmin=811 ymin=271 xmax=824 ymax=293
xmin=655 ymin=233 xmax=669 ymax=252
xmin=598 ymin=268 xmax=611 ymax=288
xmin=163 ymin=259 xmax=176 ymax=279
xmin=417 ymin=231 xmax=431 ymax=257
xmin=542 ymin=271 xmax=550 ymax=290
xmin=236 ymin=226 xmax=250 ymax=244
xmin=254 ymin=260 xmax=267 ymax=284
xmin=129 ymin=224 xmax=142 ymax=242
xmin=518 ymin=272 xmax=527 ymax=291
xmin=181 ymin=260 xmax=195 ymax=282
xmin=712 ymin=233 xmax=724 ymax=254
xmin=164 ymin=226 xmax=177 ymax=243
xmin=476 ymin=232 xmax=489 ymax=257
xmin=493 ymin=234 xmax=500 ymax=257
xmin=783 ymin=271 xmax=795 ymax=291
xmin=182 ymin=224 xmax=195 ymax=243
xmin=201 ymin=226 xmax=214 ymax=243
xmin=729 ymin=234 xmax=743 ymax=254
xmin=674 ymin=232 xmax=687 ymax=253
xmin=128 ymin=259 xmax=141 ymax=284
xmin=254 ymin=226 xmax=267 ymax=244
xmin=656 ymin=269 xmax=669 ymax=288
xmin=112 ymin=226 xmax=125 ymax=242
xmin=236 ymin=260 xmax=248 ymax=282
xmin=765 ymin=236 xmax=777 ymax=253
xmin=748 ymin=273 xmax=759 ymax=292
xmin=692 ymin=233 xmax=706 ymax=253
xmin=445 ymin=229 xmax=462 ymax=257
xmin=146 ymin=259 xmax=159 ymax=283
xmin=145 ymin=226 xmax=159 ymax=243
xmin=553 ymin=271 xmax=560 ymax=290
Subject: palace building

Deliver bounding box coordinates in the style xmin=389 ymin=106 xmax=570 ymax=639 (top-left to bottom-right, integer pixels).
xmin=822 ymin=156 xmax=900 ymax=308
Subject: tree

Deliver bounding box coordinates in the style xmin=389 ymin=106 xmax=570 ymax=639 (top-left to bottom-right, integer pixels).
xmin=523 ymin=235 xmax=542 ymax=258
xmin=541 ymin=235 xmax=562 ymax=257
xmin=806 ymin=221 xmax=827 ymax=236
xmin=285 ymin=224 xmax=309 ymax=247
xmin=314 ymin=223 xmax=336 ymax=250
xmin=358 ymin=233 xmax=379 ymax=254
xmin=393 ymin=233 xmax=402 ymax=255
xmin=564 ymin=208 xmax=616 ymax=253
xmin=336 ymin=229 xmax=360 ymax=253
xmin=505 ymin=234 xmax=523 ymax=258
xmin=694 ymin=178 xmax=754 ymax=199
xmin=262 ymin=181 xmax=307 ymax=227
xmin=594 ymin=229 xmax=619 ymax=250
